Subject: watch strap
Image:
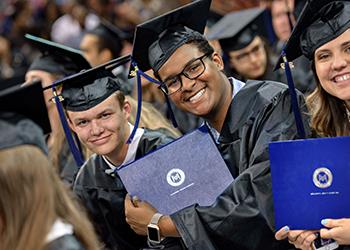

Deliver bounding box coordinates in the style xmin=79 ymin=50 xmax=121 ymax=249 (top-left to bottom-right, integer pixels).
xmin=150 ymin=212 xmax=163 ymax=225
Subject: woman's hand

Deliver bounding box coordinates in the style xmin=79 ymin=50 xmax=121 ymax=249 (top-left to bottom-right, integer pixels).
xmin=275 ymin=226 xmax=317 ymax=250
xmin=320 ymin=218 xmax=350 ymax=245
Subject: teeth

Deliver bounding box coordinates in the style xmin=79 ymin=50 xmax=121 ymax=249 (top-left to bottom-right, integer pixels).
xmin=189 ymin=89 xmax=205 ymax=102
xmin=335 ymin=74 xmax=350 ymax=82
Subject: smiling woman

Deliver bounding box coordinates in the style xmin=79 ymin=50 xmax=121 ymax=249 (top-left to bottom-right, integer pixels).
xmin=307 ymin=20 xmax=350 ymax=137
xmin=274 ymin=0 xmax=350 ymax=248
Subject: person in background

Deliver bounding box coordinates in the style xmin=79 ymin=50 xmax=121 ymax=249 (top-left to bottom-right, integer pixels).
xmin=24 ymin=34 xmax=91 ymax=186
xmin=274 ymin=0 xmax=350 ymax=249
xmin=124 ymin=0 xmax=310 ymax=249
xmin=0 ymin=82 xmax=100 ymax=250
xmin=51 ymin=0 xmax=98 ymax=48
xmin=207 ymin=7 xmax=279 ymax=82
xmin=79 ymin=19 xmax=181 ymax=137
xmin=270 ymin=0 xmax=316 ymax=94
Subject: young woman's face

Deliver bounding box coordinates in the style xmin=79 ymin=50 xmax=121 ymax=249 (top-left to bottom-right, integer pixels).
xmin=315 ymin=29 xmax=350 ymax=103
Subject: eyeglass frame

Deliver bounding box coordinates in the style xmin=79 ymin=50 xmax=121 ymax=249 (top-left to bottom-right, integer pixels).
xmin=229 ymin=42 xmax=265 ymax=64
xmin=158 ymin=52 xmax=212 ymax=96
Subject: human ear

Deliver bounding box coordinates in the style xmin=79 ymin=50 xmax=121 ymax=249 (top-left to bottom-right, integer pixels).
xmin=123 ymin=100 xmax=131 ymax=120
xmin=211 ymin=52 xmax=224 ymax=70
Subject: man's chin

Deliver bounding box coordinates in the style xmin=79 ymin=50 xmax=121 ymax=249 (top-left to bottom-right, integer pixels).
xmin=89 ymin=145 xmax=113 ymax=156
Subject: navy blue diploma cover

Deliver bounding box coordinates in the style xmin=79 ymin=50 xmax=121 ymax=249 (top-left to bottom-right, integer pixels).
xmin=118 ymin=125 xmax=234 ymax=215
xmin=269 ymin=136 xmax=350 ymax=230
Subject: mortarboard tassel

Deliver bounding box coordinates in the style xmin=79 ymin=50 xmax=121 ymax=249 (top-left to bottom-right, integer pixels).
xmin=51 ymin=85 xmax=85 ymax=166
xmin=129 ymin=60 xmax=178 ymax=142
xmin=281 ymin=49 xmax=306 ymax=139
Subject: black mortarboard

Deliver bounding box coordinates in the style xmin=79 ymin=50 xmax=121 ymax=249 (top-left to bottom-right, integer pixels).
xmin=43 ymin=55 xmax=131 ymax=165
xmin=130 ymin=0 xmax=211 ymax=73
xmin=0 ymin=80 xmax=51 ymax=136
xmin=207 ymin=7 xmax=267 ymax=52
xmin=0 ymin=112 xmax=48 ymax=153
xmin=51 ymin=55 xmax=131 ymax=112
xmin=276 ymin=0 xmax=350 ymax=68
xmin=26 ymin=34 xmax=91 ymax=75
xmin=90 ymin=18 xmax=132 ymax=41
xmin=294 ymin=0 xmax=307 ymax=19
xmin=85 ymin=18 xmax=130 ymax=57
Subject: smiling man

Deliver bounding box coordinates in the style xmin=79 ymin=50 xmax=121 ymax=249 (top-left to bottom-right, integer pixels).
xmin=124 ymin=0 xmax=311 ymax=249
xmin=56 ymin=58 xmax=180 ymax=250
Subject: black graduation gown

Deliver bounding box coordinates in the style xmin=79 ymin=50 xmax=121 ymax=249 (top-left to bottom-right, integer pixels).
xmin=59 ymin=140 xmax=79 ymax=187
xmin=171 ymin=80 xmax=312 ymax=250
xmin=73 ymin=129 xmax=182 ymax=250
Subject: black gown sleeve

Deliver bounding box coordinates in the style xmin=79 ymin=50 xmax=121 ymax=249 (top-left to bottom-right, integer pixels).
xmin=171 ymin=81 xmax=311 ymax=250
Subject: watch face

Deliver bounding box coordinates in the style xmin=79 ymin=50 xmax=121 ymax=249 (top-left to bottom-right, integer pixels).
xmin=147 ymin=224 xmax=160 ymax=243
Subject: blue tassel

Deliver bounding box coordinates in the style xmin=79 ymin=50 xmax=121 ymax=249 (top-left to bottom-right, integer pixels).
xmin=127 ymin=60 xmax=178 ymax=144
xmin=281 ymin=49 xmax=306 ymax=139
xmin=52 ymin=85 xmax=85 ymax=166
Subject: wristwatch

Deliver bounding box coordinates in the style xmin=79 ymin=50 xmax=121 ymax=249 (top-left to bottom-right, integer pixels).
xmin=147 ymin=212 xmax=163 ymax=244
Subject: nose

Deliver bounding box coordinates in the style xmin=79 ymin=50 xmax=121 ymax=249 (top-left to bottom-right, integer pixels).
xmin=331 ymin=52 xmax=347 ymax=71
xmin=180 ymin=74 xmax=196 ymax=91
xmin=90 ymin=120 xmax=104 ymax=136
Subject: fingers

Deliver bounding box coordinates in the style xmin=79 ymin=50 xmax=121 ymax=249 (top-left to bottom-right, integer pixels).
xmin=275 ymin=226 xmax=290 ymax=240
xmin=125 ymin=194 xmax=140 ymax=208
xmin=286 ymin=230 xmax=317 ymax=250
xmin=320 ymin=228 xmax=332 ymax=239
xmin=299 ymin=231 xmax=317 ymax=249
xmin=321 ymin=218 xmax=344 ymax=228
xmin=288 ymin=230 xmax=304 ymax=242
xmin=132 ymin=196 xmax=139 ymax=207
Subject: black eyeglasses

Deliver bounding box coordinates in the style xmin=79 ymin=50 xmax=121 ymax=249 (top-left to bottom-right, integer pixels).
xmin=160 ymin=53 xmax=211 ymax=95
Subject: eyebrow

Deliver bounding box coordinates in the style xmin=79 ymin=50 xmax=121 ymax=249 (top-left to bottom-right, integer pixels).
xmin=72 ymin=108 xmax=114 ymax=124
xmin=341 ymin=40 xmax=350 ymax=49
xmin=316 ymin=40 xmax=350 ymax=55
xmin=162 ymin=56 xmax=202 ymax=82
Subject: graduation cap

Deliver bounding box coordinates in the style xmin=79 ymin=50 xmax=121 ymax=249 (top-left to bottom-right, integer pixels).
xmin=294 ymin=0 xmax=307 ymax=19
xmin=25 ymin=34 xmax=91 ymax=76
xmin=44 ymin=55 xmax=130 ymax=111
xmin=128 ymin=0 xmax=211 ymax=130
xmin=43 ymin=55 xmax=132 ymax=166
xmin=0 ymin=80 xmax=50 ymax=134
xmin=130 ymin=0 xmax=211 ymax=74
xmin=0 ymin=80 xmax=50 ymax=153
xmin=273 ymin=0 xmax=350 ymax=139
xmin=85 ymin=18 xmax=131 ymax=57
xmin=276 ymin=0 xmax=350 ymax=68
xmin=0 ymin=113 xmax=48 ymax=153
xmin=93 ymin=18 xmax=131 ymax=41
xmin=207 ymin=7 xmax=267 ymax=53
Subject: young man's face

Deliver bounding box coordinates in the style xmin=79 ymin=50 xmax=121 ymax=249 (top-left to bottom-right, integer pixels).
xmin=68 ymin=93 xmax=130 ymax=158
xmin=228 ymin=36 xmax=267 ymax=80
xmin=271 ymin=0 xmax=295 ymax=42
xmin=80 ymin=34 xmax=109 ymax=67
xmin=157 ymin=43 xmax=230 ymax=120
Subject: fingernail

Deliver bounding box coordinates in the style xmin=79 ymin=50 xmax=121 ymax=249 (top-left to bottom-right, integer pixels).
xmin=283 ymin=226 xmax=290 ymax=232
xmin=321 ymin=219 xmax=328 ymax=225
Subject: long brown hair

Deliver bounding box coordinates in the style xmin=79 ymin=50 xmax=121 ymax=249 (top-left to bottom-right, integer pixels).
xmin=306 ymin=62 xmax=350 ymax=137
xmin=0 ymin=145 xmax=100 ymax=250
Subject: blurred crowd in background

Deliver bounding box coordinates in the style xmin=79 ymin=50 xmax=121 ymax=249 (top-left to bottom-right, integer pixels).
xmin=0 ymin=0 xmax=294 ymax=84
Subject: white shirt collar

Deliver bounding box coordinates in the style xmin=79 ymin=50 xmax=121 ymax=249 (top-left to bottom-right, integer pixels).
xmin=103 ymin=123 xmax=144 ymax=171
xmin=46 ymin=218 xmax=74 ymax=243
xmin=207 ymin=77 xmax=245 ymax=143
